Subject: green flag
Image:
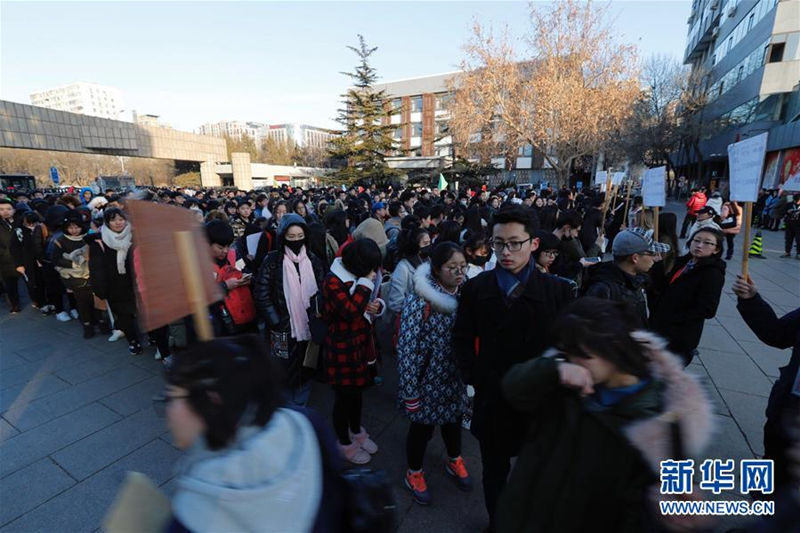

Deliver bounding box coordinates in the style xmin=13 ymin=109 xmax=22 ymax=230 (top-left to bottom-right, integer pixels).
xmin=438 ymin=173 xmax=449 ymax=190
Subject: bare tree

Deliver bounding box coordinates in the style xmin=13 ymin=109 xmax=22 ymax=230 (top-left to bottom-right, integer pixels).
xmin=448 ymin=0 xmax=640 ymax=187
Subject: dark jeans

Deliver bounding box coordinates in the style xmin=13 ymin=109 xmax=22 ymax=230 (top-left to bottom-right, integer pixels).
xmin=406 ymin=421 xmax=461 ymax=471
xmin=70 ymin=284 xmax=94 ymax=324
xmin=332 ymin=386 xmax=363 ymax=444
xmin=479 ymin=438 xmax=514 ymax=528
xmin=42 ymin=263 xmax=65 ymax=312
xmin=785 ymin=223 xmax=800 ymax=254
xmin=680 ymin=214 xmax=696 ymax=238
xmin=24 ymin=267 xmax=45 ymax=307
xmin=1 ymin=273 xmax=20 ymax=307
xmin=149 ymin=325 xmax=171 ymax=356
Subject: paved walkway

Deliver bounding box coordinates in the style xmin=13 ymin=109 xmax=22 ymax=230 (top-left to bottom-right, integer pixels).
xmin=0 ymin=204 xmax=797 ymax=532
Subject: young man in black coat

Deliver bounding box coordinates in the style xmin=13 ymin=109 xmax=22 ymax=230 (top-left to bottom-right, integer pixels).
xmin=733 ymin=274 xmax=800 ymax=493
xmin=453 ymin=206 xmax=574 ymax=529
xmin=0 ymin=198 xmax=21 ymax=313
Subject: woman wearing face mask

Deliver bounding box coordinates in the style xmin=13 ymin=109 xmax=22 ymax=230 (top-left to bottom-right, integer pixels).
xmin=254 ymin=213 xmax=325 ymax=407
xmin=649 ymin=227 xmax=726 ymax=366
xmin=397 ymin=242 xmax=472 ymax=505
xmin=387 ymin=227 xmax=431 ymax=315
xmin=463 ymin=230 xmax=491 ymax=279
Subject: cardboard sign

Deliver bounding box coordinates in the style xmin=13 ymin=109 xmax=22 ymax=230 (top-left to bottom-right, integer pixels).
xmin=728 ymin=132 xmax=768 ymax=202
xmin=642 ymin=166 xmax=666 ymax=207
xmin=127 ymin=200 xmax=221 ymax=333
xmin=612 ymin=172 xmax=625 ymax=186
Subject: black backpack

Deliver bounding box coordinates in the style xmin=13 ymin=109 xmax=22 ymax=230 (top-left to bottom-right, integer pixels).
xmin=292 ymin=407 xmax=396 ymax=533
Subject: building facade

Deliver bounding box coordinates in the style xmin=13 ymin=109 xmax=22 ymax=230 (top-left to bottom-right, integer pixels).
xmin=264 ymin=123 xmax=337 ymax=149
xmin=196 ymin=120 xmax=267 ymax=144
xmin=30 ymin=82 xmax=123 ymax=120
xmin=681 ymin=0 xmax=800 ymax=189
xmin=373 ymin=72 xmax=555 ymax=184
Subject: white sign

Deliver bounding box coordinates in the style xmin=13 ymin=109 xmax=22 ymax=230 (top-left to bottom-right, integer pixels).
xmin=642 ymin=166 xmax=666 ymax=207
xmin=595 ymin=170 xmax=607 ymax=186
xmin=728 ymin=133 xmax=768 ymax=202
xmin=612 ymin=172 xmax=625 ymax=186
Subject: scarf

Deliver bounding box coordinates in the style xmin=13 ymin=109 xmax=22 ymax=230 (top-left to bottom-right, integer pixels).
xmin=282 ymin=245 xmax=317 ymax=341
xmin=670 ymin=259 xmax=695 ymax=285
xmin=100 ymin=223 xmax=132 ymax=274
xmin=495 ymin=259 xmax=536 ymax=306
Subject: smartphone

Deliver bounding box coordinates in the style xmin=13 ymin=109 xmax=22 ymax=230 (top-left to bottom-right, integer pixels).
xmin=584 ymin=257 xmax=602 ymax=264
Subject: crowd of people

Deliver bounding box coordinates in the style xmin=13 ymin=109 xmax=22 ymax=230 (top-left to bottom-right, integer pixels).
xmin=1 ymin=180 xmax=798 ymax=532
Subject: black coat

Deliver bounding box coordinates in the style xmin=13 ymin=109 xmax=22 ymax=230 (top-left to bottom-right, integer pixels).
xmin=584 ymin=262 xmax=649 ymax=328
xmin=0 ymin=219 xmax=19 ymax=277
xmin=254 ymin=247 xmax=325 ymax=385
xmin=649 ymin=254 xmax=725 ymax=358
xmin=88 ymin=234 xmax=135 ymax=304
xmin=453 ymin=267 xmax=574 ymax=455
xmin=579 ymin=206 xmax=603 ymax=253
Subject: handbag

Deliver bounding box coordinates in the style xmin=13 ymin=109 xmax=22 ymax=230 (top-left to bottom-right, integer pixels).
xmin=307 ymin=291 xmax=327 ymax=344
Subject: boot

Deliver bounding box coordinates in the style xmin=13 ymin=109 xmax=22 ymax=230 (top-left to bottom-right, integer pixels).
xmin=349 ymin=427 xmax=379 ymax=454
xmin=82 ymin=323 xmax=95 ymax=339
xmin=339 ymin=441 xmax=371 ymax=465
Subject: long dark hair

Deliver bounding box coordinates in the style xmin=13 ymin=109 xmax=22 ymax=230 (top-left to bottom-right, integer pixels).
xmin=323 ymin=209 xmax=349 ymax=246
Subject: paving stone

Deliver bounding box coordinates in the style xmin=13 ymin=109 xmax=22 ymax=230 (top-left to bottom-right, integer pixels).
xmin=99 ymin=375 xmax=164 ymax=417
xmin=717 ymin=389 xmax=767 ymax=457
xmin=0 ymin=439 xmax=180 ymax=533
xmin=698 ymin=350 xmax=774 ymax=397
xmin=716 ymin=314 xmax=763 ymax=343
xmin=1 ymin=349 xmax=108 ymax=391
xmin=2 ymin=365 xmax=152 ymax=431
xmin=53 ymin=355 xmax=132 ymax=386
xmin=700 ymin=414 xmax=756 ymax=464
xmin=697 ymin=324 xmax=747 ymax=355
xmin=738 ymin=341 xmax=791 ymax=379
xmin=0 ymin=417 xmax=19 ymax=442
xmin=51 ymin=408 xmax=169 ymax=481
xmin=0 ymin=458 xmax=75 ymax=526
xmin=0 ymin=353 xmax=27 ymax=372
xmin=0 ymin=373 xmax=71 ymax=412
xmin=0 ymin=402 xmax=120 ymax=478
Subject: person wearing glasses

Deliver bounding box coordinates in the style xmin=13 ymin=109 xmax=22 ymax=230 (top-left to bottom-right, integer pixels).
xmin=453 ymin=206 xmax=574 ymax=529
xmin=157 ymin=335 xmax=326 ymax=532
xmin=584 ymin=228 xmax=670 ymax=327
xmin=397 ymin=242 xmax=472 ymax=505
xmin=649 ymin=227 xmax=726 ymax=366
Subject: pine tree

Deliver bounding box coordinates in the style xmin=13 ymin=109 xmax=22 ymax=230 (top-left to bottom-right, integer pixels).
xmin=329 ymin=35 xmax=399 ymax=185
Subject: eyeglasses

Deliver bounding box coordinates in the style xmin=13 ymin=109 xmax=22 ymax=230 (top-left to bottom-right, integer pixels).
xmin=445 ymin=265 xmax=468 ymax=274
xmin=691 ymin=239 xmax=717 ymax=247
xmin=489 ymin=238 xmax=532 ymax=252
xmin=152 ymin=391 xmax=190 ymax=417
xmin=541 ymin=250 xmax=559 ymax=257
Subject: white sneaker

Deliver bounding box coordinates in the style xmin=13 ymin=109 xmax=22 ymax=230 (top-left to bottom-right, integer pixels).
xmin=56 ymin=311 xmax=72 ymax=322
xmin=154 ymin=349 xmax=162 ymax=360
xmin=69 ymin=309 xmax=79 ymax=320
xmin=108 ymin=329 xmax=124 ymax=342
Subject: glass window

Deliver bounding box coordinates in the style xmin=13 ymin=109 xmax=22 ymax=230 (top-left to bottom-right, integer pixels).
xmin=435 ymin=121 xmax=448 ymax=135
xmin=435 ymin=94 xmax=451 ymax=110
xmin=391 ymin=98 xmax=402 ymax=110
xmin=747 ymin=13 xmax=755 ymax=31
xmin=393 ymin=127 xmax=403 ymax=139
xmin=768 ymin=43 xmax=785 ymax=63
xmin=411 ymin=122 xmax=423 ymax=137
xmin=410 ymin=96 xmax=423 ymax=113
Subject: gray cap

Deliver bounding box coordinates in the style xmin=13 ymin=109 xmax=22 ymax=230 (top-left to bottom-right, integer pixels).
xmin=613 ymin=227 xmax=671 ymax=256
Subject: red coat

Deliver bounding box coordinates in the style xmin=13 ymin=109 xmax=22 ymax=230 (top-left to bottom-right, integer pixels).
xmin=686 ymin=192 xmax=707 ymax=216
xmin=322 ymin=271 xmax=376 ymax=387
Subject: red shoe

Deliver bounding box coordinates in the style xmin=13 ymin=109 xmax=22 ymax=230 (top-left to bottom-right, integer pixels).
xmin=446 ymin=456 xmax=473 ymax=492
xmin=404 ymin=470 xmax=432 ymax=505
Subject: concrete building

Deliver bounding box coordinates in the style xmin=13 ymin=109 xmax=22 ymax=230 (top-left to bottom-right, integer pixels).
xmin=681 ymin=0 xmax=800 ymax=188
xmin=196 ymin=120 xmax=267 ymax=144
xmin=373 ymin=72 xmax=556 ymax=184
xmin=215 ymin=158 xmax=329 ymax=188
xmin=263 ymin=123 xmax=337 ymax=149
xmin=132 ymin=111 xmax=167 ymax=128
xmin=30 ymin=82 xmax=122 ymax=120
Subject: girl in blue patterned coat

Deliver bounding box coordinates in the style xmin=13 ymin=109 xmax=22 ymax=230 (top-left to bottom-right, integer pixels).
xmin=397 ymin=242 xmax=471 ymax=506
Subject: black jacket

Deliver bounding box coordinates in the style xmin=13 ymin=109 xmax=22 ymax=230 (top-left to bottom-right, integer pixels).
xmin=453 ymin=266 xmax=574 ymax=455
xmin=88 ymin=234 xmax=135 ymax=304
xmin=584 ymin=262 xmax=649 ymax=327
xmin=649 ymin=254 xmax=725 ymax=357
xmin=0 ymin=219 xmax=18 ymax=277
xmin=14 ymin=224 xmax=46 ymax=273
xmin=579 ymin=206 xmax=604 ymax=253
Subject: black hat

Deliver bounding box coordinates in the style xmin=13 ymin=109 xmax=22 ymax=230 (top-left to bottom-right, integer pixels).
xmin=62 ymin=209 xmax=90 ymax=233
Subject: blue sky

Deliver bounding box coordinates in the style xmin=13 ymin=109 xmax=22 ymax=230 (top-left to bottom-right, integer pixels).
xmin=1 ymin=1 xmax=691 ymax=131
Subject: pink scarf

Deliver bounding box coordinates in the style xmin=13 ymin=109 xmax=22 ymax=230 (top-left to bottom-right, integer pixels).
xmin=282 ymin=246 xmax=318 ymax=341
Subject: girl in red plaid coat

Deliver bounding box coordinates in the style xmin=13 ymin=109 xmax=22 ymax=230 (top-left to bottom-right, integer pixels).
xmin=323 ymin=239 xmax=385 ymax=464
